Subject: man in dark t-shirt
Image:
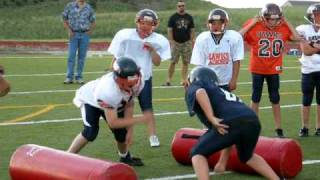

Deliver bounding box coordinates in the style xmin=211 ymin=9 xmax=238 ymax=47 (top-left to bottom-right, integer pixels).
xmin=185 ymin=66 xmax=279 ymax=180
xmin=163 ymin=0 xmax=195 ymax=86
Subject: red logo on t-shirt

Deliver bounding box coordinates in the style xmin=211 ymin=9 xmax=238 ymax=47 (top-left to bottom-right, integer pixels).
xmin=208 ymin=53 xmax=229 ymax=65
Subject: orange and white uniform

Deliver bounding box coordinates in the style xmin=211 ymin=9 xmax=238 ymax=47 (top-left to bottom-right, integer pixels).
xmin=243 ymin=19 xmax=293 ymax=74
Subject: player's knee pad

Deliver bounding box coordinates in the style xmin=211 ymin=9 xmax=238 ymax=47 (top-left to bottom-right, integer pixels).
xmin=112 ymin=128 xmax=127 ymax=143
xmin=303 ymin=93 xmax=313 ymax=106
xmin=269 ymin=91 xmax=280 ymax=104
xmin=82 ymin=126 xmax=99 ymax=142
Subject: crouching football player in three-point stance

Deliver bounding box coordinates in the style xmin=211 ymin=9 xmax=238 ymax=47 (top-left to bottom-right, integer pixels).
xmin=185 ymin=66 xmax=279 ymax=180
xmin=67 ymin=57 xmax=148 ymax=166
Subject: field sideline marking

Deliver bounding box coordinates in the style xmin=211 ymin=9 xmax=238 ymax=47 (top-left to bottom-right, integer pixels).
xmin=0 ymin=91 xmax=302 ymax=110
xmin=145 ymin=171 xmax=232 ymax=180
xmin=0 ymin=103 xmax=315 ymax=126
xmin=8 ymin=80 xmax=301 ymax=95
xmin=5 ymin=105 xmax=56 ymax=123
xmin=4 ymin=66 xmax=300 ymax=77
xmin=145 ymin=160 xmax=320 ymax=180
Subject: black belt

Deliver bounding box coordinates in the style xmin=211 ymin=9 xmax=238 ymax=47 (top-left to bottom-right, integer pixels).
xmin=72 ymin=30 xmax=88 ymax=33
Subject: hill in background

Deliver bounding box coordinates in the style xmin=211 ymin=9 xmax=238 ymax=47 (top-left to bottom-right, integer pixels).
xmin=0 ymin=0 xmax=309 ymax=40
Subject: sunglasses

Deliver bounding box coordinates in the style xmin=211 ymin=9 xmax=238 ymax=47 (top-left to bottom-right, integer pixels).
xmin=177 ymin=5 xmax=185 ymax=7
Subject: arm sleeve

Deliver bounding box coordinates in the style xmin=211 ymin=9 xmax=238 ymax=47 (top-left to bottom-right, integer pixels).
xmin=107 ymin=30 xmax=125 ymax=59
xmin=231 ymin=33 xmax=244 ymax=62
xmin=189 ymin=15 xmax=195 ymax=29
xmin=190 ymin=35 xmax=206 ymax=65
xmin=89 ymin=8 xmax=96 ymax=23
xmin=168 ymin=15 xmax=174 ymax=28
xmin=154 ymin=36 xmax=172 ymax=61
xmin=62 ymin=3 xmax=70 ymax=21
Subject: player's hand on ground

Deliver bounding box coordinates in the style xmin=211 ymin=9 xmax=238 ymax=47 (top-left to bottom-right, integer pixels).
xmin=212 ymin=117 xmax=229 ymax=135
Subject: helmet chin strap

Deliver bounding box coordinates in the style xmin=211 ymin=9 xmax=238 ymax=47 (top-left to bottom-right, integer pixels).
xmin=212 ymin=31 xmax=223 ymax=35
xmin=210 ymin=24 xmax=225 ymax=35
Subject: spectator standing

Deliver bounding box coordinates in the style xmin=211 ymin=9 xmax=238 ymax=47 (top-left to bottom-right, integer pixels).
xmin=163 ymin=0 xmax=195 ymax=86
xmin=62 ymin=0 xmax=96 ymax=84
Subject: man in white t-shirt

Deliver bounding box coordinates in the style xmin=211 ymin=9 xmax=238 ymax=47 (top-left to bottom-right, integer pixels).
xmin=191 ymin=8 xmax=244 ymax=91
xmin=67 ymin=57 xmax=147 ymax=166
xmin=296 ymin=3 xmax=320 ymax=137
xmin=108 ymin=9 xmax=171 ymax=147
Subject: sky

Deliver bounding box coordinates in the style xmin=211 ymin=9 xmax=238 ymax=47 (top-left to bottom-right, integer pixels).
xmin=203 ymin=0 xmax=320 ymax=8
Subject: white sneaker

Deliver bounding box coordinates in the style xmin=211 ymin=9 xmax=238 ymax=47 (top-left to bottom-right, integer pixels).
xmin=149 ymin=135 xmax=160 ymax=147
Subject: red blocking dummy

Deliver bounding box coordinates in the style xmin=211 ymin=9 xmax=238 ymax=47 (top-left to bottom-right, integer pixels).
xmin=9 ymin=144 xmax=138 ymax=180
xmin=171 ymin=128 xmax=302 ymax=178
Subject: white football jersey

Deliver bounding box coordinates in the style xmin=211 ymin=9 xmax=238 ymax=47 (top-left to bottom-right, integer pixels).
xmin=296 ymin=24 xmax=320 ymax=74
xmin=73 ymin=72 xmax=145 ymax=111
xmin=108 ymin=28 xmax=171 ymax=80
xmin=191 ymin=30 xmax=244 ymax=85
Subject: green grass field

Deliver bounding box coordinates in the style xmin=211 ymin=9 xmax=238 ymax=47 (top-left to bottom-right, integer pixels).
xmin=1 ymin=54 xmax=320 ymax=179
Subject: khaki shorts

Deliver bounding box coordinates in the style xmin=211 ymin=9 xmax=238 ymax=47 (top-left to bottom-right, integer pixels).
xmin=171 ymin=40 xmax=192 ymax=64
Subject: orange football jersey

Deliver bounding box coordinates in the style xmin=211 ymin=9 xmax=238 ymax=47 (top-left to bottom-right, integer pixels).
xmin=243 ymin=19 xmax=292 ymax=74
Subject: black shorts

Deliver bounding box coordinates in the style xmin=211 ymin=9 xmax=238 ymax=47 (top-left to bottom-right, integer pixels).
xmin=301 ymin=72 xmax=320 ymax=106
xmin=81 ymin=104 xmax=127 ymax=143
xmin=191 ymin=116 xmax=261 ymax=163
xmin=138 ymin=77 xmax=153 ymax=112
xmin=251 ymin=73 xmax=280 ymax=104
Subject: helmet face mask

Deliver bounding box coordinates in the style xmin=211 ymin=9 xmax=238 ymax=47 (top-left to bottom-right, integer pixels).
xmin=260 ymin=3 xmax=283 ymax=28
xmin=113 ymin=57 xmax=141 ymax=92
xmin=207 ymin=8 xmax=229 ymax=35
xmin=115 ymin=74 xmax=140 ymax=92
xmin=305 ymin=3 xmax=320 ymax=27
xmin=135 ymin=9 xmax=159 ymax=38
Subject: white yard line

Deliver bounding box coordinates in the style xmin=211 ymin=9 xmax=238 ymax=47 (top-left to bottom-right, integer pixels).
xmin=0 ymin=103 xmax=314 ymax=127
xmin=8 ymin=79 xmax=301 ymax=95
xmin=146 ymin=159 xmax=320 ymax=180
xmin=4 ymin=66 xmax=301 ymax=77
xmin=145 ymin=171 xmax=232 ymax=180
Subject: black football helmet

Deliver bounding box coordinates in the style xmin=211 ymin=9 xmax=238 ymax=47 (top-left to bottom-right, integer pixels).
xmin=305 ymin=3 xmax=320 ymax=26
xmin=260 ymin=3 xmax=283 ymax=27
xmin=207 ymin=8 xmax=229 ymax=35
xmin=188 ymin=66 xmax=219 ymax=85
xmin=113 ymin=57 xmax=141 ymax=92
xmin=135 ymin=9 xmax=158 ymax=26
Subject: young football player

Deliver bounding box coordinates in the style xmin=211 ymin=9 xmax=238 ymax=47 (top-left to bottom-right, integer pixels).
xmin=108 ymin=9 xmax=171 ymax=147
xmin=296 ymin=3 xmax=320 ymax=137
xmin=191 ymin=8 xmax=244 ymax=91
xmin=185 ymin=66 xmax=279 ymax=180
xmin=239 ymin=3 xmax=299 ymax=137
xmin=67 ymin=57 xmax=147 ymax=166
